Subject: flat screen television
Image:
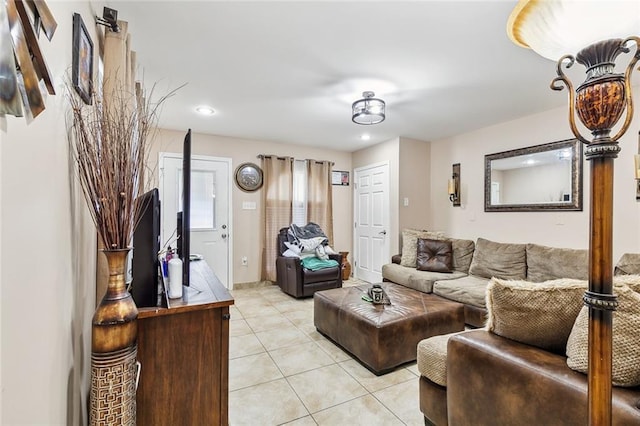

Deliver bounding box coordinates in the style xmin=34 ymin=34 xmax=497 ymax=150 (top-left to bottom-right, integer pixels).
xmin=177 ymin=129 xmax=191 ymax=286
xmin=131 ymin=188 xmax=161 ymax=307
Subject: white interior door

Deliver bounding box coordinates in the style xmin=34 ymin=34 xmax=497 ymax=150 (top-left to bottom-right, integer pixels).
xmin=159 ymin=153 xmax=232 ymax=289
xmin=354 ymin=162 xmax=390 ymax=283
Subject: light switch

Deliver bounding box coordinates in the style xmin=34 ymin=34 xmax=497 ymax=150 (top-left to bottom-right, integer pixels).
xmin=403 ymin=197 xmax=409 ymax=207
xmin=242 ymin=201 xmax=257 ymax=210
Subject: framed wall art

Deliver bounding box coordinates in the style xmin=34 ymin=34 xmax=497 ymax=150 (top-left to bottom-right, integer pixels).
xmin=332 ymin=170 xmax=349 ymax=186
xmin=72 ymin=13 xmax=93 ymax=105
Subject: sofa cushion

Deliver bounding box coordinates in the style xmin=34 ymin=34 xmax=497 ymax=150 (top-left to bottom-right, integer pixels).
xmin=400 ymin=229 xmax=446 ymax=268
xmin=615 ymin=253 xmax=640 ymax=276
xmin=468 ymin=238 xmax=526 ymax=280
xmin=486 ymin=278 xmax=587 ymax=354
xmin=566 ymin=281 xmax=640 ymax=387
xmin=382 ymin=263 xmax=465 ymax=293
xmin=417 ymin=238 xmax=453 ymax=273
xmin=450 ymin=238 xmax=475 ymax=274
xmin=433 ymin=275 xmax=490 ymax=309
xmin=526 ymin=243 xmax=588 ymax=282
xmin=417 ymin=331 xmax=465 ymax=386
xmin=613 ymin=274 xmax=640 ymax=292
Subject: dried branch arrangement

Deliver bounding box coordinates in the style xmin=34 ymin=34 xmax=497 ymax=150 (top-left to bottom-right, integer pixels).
xmin=67 ymin=82 xmax=175 ymax=249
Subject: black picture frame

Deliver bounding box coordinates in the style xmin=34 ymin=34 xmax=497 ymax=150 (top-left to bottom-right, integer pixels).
xmin=72 ymin=13 xmax=93 ymax=105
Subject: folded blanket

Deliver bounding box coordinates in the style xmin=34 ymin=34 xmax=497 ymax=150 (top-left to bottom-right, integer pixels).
xmin=288 ymin=222 xmax=327 ymax=243
xmin=301 ymin=257 xmax=339 ymax=271
xmin=288 ymin=223 xmax=331 ymax=260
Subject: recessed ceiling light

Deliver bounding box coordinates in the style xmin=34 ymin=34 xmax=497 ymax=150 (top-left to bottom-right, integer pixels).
xmin=195 ymin=106 xmax=215 ymax=116
xmin=360 ymin=134 xmax=371 ymax=141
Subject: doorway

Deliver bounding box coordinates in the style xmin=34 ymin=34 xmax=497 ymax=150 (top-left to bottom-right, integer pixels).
xmin=353 ymin=162 xmax=390 ymax=283
xmin=159 ymin=153 xmax=233 ymax=289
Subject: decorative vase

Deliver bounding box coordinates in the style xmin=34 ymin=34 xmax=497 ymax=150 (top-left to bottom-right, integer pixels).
xmin=90 ymin=249 xmax=139 ymax=425
xmin=340 ymin=251 xmax=351 ymax=281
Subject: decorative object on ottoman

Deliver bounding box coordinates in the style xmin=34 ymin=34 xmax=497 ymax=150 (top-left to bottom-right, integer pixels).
xmin=314 ymin=282 xmax=464 ymax=374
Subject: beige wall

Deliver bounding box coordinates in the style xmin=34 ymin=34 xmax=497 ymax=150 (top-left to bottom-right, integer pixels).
xmin=429 ymin=86 xmax=640 ymax=261
xmin=1 ymin=2 xmax=100 ymax=424
xmin=399 ymin=137 xmax=431 ymax=231
xmin=149 ymin=129 xmax=353 ymax=285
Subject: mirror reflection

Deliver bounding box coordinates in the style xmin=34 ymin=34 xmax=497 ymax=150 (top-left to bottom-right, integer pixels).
xmin=485 ymin=139 xmax=583 ymax=212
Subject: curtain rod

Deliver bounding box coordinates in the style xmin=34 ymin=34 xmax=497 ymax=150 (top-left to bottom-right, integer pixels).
xmin=257 ymin=154 xmax=335 ymax=166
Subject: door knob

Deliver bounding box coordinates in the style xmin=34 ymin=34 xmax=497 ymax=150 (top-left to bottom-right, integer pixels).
xmin=379 ymin=230 xmax=387 ymax=235
xmin=221 ymin=233 xmax=227 ymax=239
xmin=222 ymin=224 xmax=227 ymax=229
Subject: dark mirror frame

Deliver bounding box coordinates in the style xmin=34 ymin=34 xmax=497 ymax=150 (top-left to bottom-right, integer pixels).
xmin=484 ymin=138 xmax=583 ymax=212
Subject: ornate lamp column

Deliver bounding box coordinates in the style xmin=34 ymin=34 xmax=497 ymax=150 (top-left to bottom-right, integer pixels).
xmin=508 ymin=1 xmax=640 ymax=424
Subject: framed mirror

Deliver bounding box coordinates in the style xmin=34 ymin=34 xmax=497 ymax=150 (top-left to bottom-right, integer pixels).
xmin=485 ymin=138 xmax=583 ymax=212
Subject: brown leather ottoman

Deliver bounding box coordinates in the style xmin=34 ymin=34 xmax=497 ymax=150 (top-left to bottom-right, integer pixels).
xmin=314 ymin=283 xmax=465 ymax=375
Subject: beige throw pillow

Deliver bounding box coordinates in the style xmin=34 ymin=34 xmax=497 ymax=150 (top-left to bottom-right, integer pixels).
xmin=566 ymin=282 xmax=640 ymax=387
xmin=400 ymin=229 xmax=445 ymax=268
xmin=486 ymin=277 xmax=587 ymax=354
xmin=469 ymin=238 xmax=527 ymax=280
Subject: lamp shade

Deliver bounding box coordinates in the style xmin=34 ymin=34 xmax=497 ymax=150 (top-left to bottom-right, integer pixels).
xmin=352 ymin=91 xmax=386 ymax=125
xmin=507 ymin=0 xmax=640 ymax=61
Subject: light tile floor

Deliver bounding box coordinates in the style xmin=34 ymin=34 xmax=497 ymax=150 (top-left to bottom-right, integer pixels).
xmin=228 ymin=280 xmax=424 ymax=426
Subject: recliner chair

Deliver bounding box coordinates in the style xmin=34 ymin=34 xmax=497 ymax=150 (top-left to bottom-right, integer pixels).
xmin=275 ymin=227 xmax=343 ymax=298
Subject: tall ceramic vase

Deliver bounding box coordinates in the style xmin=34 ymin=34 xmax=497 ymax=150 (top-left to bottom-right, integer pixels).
xmin=90 ymin=249 xmax=139 ymax=425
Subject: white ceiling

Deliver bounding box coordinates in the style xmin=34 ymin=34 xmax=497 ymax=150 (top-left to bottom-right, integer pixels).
xmin=107 ymin=0 xmax=571 ymax=152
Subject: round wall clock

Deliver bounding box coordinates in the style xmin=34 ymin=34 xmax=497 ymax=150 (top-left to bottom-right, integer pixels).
xmin=235 ymin=162 xmax=264 ymax=192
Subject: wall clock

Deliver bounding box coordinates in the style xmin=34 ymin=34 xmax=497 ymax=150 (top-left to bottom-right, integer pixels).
xmin=235 ymin=162 xmax=263 ymax=192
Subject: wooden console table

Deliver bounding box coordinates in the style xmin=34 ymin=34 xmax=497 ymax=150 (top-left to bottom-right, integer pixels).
xmin=136 ymin=261 xmax=234 ymax=425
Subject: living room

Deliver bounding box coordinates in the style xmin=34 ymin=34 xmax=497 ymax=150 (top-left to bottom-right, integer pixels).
xmin=2 ymin=0 xmax=640 ymax=425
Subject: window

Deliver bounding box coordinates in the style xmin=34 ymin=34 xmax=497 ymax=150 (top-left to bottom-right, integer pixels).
xmin=178 ymin=169 xmax=216 ymax=230
xmin=292 ymin=159 xmax=307 ymax=226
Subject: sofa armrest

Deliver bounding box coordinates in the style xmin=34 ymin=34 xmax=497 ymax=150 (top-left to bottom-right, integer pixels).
xmin=391 ymin=254 xmax=402 ymax=264
xmin=447 ymin=330 xmax=640 ymax=425
xmin=276 ymin=256 xmax=303 ymax=295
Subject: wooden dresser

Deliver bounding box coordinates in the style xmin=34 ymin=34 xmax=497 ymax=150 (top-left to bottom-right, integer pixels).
xmin=136 ymin=261 xmax=234 ymax=425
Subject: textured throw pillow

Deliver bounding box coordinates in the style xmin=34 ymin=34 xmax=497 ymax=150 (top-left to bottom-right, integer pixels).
xmin=486 ymin=277 xmax=587 ymax=354
xmin=400 ymin=229 xmax=445 ymax=268
xmin=566 ymin=283 xmax=640 ymax=387
xmin=416 ymin=238 xmax=453 ymax=273
xmin=469 ymin=238 xmax=527 ymax=280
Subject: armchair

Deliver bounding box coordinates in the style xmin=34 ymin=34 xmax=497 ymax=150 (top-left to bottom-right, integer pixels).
xmin=275 ymin=227 xmax=343 ymax=298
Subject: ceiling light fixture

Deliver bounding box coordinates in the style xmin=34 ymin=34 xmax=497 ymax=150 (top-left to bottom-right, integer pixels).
xmin=352 ymin=91 xmax=385 ymax=125
xmin=195 ymin=106 xmax=215 ymax=116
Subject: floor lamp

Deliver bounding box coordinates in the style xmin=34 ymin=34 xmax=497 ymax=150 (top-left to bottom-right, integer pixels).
xmin=507 ymin=1 xmax=639 ymax=425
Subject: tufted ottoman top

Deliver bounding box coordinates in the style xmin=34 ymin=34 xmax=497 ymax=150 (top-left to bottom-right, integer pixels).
xmin=314 ymin=282 xmax=465 ymax=374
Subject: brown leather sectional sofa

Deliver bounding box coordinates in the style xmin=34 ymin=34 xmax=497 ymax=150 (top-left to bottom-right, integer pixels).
xmin=383 ymin=237 xmax=640 ymax=424
xmin=421 ymin=330 xmax=640 ymax=425
xmin=383 ymin=237 xmax=590 ymax=327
